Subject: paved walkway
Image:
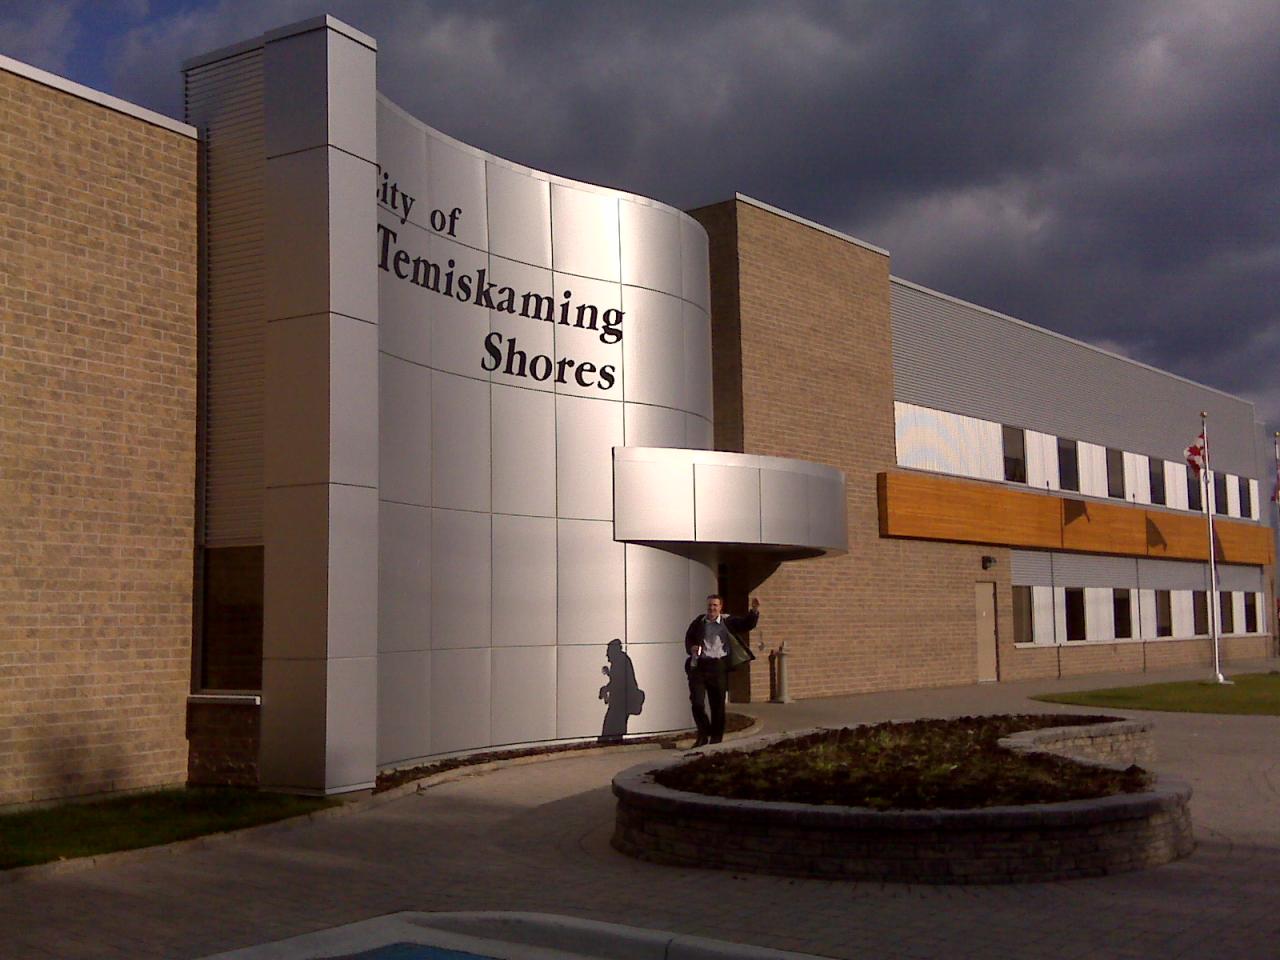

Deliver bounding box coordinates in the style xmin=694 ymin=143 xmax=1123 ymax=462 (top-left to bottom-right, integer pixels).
xmin=3 ymin=661 xmax=1279 ymax=960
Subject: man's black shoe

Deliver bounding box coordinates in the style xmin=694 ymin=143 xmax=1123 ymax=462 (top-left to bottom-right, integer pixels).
xmin=693 ymin=734 xmax=709 ymax=748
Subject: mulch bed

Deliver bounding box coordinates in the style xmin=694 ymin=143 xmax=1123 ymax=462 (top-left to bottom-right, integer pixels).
xmin=375 ymin=712 xmax=755 ymax=792
xmin=654 ymin=714 xmax=1151 ymax=810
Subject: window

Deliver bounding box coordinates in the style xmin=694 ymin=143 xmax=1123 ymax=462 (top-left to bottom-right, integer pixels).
xmin=1065 ymin=588 xmax=1086 ymax=642
xmin=1003 ymin=425 xmax=1027 ymax=483
xmin=1106 ymin=448 xmax=1125 ymax=499
xmin=1013 ymin=586 xmax=1034 ymax=643
xmin=1113 ymin=589 xmax=1132 ymax=639
xmin=1149 ymin=457 xmax=1166 ymax=505
xmin=1156 ymin=590 xmax=1173 ymax=637
xmin=1239 ymin=477 xmax=1252 ymax=519
xmin=1193 ymin=590 xmax=1209 ymax=635
xmin=199 ymin=546 xmax=264 ymax=691
xmin=1058 ymin=438 xmax=1080 ymax=492
xmin=1213 ymin=473 xmax=1228 ymax=515
xmin=1187 ymin=469 xmax=1203 ymax=511
xmin=1219 ymin=591 xmax=1234 ymax=633
xmin=1245 ymin=593 xmax=1258 ymax=633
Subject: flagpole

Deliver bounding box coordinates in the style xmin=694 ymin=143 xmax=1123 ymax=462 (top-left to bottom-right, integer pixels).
xmin=1202 ymin=412 xmax=1226 ymax=683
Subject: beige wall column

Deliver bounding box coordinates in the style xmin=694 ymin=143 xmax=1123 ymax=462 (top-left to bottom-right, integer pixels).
xmin=0 ymin=59 xmax=198 ymax=806
xmin=258 ymin=17 xmax=379 ymax=793
xmin=691 ymin=197 xmax=1007 ymax=700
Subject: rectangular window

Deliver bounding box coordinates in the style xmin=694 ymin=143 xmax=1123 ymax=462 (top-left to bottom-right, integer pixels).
xmin=1187 ymin=470 xmax=1203 ymax=511
xmin=1013 ymin=585 xmax=1034 ymax=643
xmin=1065 ymin=588 xmax=1086 ymax=642
xmin=1245 ymin=593 xmax=1258 ymax=633
xmin=1219 ymin=592 xmax=1234 ymax=633
xmin=1058 ymin=438 xmax=1080 ymax=492
xmin=1156 ymin=590 xmax=1173 ymax=637
xmin=1213 ymin=473 xmax=1228 ymax=515
xmin=199 ymin=546 xmax=264 ymax=691
xmin=1239 ymin=477 xmax=1252 ymax=519
xmin=1193 ymin=590 xmax=1209 ymax=635
xmin=1149 ymin=457 xmax=1166 ymax=505
xmin=1106 ymin=448 xmax=1125 ymax=499
xmin=1113 ymin=589 xmax=1132 ymax=639
xmin=1003 ymin=425 xmax=1027 ymax=483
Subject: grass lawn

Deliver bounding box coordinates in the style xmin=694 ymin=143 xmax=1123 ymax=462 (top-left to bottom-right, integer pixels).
xmin=1033 ymin=671 xmax=1280 ymax=715
xmin=0 ymin=787 xmax=335 ymax=870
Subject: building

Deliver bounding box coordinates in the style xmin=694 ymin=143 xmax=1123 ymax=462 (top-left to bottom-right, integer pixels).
xmin=691 ymin=195 xmax=1272 ymax=705
xmin=1 ymin=52 xmax=198 ymax=806
xmin=1 ymin=15 xmax=1273 ymax=807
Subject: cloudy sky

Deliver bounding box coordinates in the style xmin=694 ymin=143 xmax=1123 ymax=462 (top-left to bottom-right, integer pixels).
xmin=4 ymin=0 xmax=1278 ymax=434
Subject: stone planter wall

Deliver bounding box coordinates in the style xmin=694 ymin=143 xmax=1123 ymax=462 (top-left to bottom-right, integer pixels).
xmin=613 ymin=721 xmax=1192 ymax=884
xmin=998 ymin=718 xmax=1154 ymax=768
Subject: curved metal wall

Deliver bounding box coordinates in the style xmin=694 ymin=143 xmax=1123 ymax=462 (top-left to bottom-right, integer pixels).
xmin=375 ymin=96 xmax=716 ymax=765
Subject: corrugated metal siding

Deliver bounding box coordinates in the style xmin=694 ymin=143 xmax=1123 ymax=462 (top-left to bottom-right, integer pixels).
xmin=1255 ymin=421 xmax=1276 ymax=531
xmin=1137 ymin=558 xmax=1214 ymax=591
xmin=1012 ymin=550 xmax=1260 ymax=592
xmin=1217 ymin=565 xmax=1264 ymax=593
xmin=890 ymin=279 xmax=1261 ymax=477
xmin=1049 ymin=554 xmax=1138 ymax=588
xmin=1010 ymin=550 xmax=1051 ymax=584
xmin=185 ymin=51 xmax=264 ymax=546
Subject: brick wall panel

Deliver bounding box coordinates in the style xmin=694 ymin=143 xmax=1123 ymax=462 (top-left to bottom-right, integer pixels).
xmin=694 ymin=201 xmax=1005 ymax=699
xmin=0 ymin=70 xmax=197 ymax=806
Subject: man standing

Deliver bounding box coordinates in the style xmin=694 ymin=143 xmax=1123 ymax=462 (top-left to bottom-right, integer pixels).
xmin=685 ymin=594 xmax=760 ymax=747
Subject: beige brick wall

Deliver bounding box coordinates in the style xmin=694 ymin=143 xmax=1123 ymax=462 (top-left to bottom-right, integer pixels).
xmin=693 ymin=200 xmax=1009 ymax=701
xmin=694 ymin=198 xmax=1275 ymax=699
xmin=0 ymin=69 xmax=198 ymax=806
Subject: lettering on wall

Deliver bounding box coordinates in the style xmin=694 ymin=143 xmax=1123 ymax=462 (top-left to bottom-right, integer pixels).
xmin=377 ymin=165 xmax=622 ymax=391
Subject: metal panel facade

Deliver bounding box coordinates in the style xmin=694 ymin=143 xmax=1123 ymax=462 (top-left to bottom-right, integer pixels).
xmin=186 ymin=50 xmax=265 ymax=545
xmin=891 ymin=279 xmax=1263 ymax=478
xmin=374 ymin=97 xmax=723 ymax=763
xmin=1012 ymin=549 xmax=1261 ymax=593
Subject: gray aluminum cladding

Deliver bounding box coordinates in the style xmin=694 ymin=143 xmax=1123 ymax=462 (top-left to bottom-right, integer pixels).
xmin=890 ymin=279 xmax=1263 ymax=478
xmin=1011 ymin=550 xmax=1263 ymax=592
xmin=374 ymin=94 xmax=717 ymax=766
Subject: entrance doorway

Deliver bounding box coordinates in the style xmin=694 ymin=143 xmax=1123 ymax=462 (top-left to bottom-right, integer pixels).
xmin=975 ymin=581 xmax=998 ymax=682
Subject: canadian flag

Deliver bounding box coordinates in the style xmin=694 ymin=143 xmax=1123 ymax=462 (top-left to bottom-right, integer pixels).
xmin=1184 ymin=432 xmax=1206 ymax=477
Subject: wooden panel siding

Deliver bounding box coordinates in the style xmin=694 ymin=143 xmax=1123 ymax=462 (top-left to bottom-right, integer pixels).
xmin=880 ymin=469 xmax=1273 ymax=565
xmin=1061 ymin=498 xmax=1147 ymax=555
xmin=1144 ymin=511 xmax=1210 ymax=561
xmin=877 ymin=470 xmax=1062 ymax=547
xmin=1214 ymin=520 xmax=1274 ymax=566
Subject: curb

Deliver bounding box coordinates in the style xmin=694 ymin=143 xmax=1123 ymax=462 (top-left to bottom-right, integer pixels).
xmin=1 ymin=716 xmax=763 ymax=885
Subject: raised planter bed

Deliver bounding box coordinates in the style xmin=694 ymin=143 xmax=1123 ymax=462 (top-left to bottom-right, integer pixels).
xmin=612 ymin=719 xmax=1193 ymax=884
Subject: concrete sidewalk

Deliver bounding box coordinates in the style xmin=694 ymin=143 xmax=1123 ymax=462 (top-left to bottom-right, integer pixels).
xmin=3 ymin=661 xmax=1279 ymax=960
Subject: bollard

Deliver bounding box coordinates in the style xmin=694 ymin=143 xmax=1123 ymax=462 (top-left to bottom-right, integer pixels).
xmin=770 ymin=643 xmax=792 ymax=703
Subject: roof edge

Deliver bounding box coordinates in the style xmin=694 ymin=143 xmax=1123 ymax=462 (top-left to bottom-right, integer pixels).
xmin=734 ymin=193 xmax=889 ymax=257
xmin=0 ymin=52 xmax=196 ymax=139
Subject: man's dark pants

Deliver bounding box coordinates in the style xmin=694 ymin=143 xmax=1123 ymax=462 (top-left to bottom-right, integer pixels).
xmin=688 ymin=658 xmax=729 ymax=743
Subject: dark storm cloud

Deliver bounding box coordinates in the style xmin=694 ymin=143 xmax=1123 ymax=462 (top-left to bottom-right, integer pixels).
xmin=4 ymin=0 xmax=1277 ymax=429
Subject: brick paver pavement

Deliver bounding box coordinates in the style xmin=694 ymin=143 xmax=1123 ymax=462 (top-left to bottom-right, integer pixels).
xmin=3 ymin=661 xmax=1279 ymax=959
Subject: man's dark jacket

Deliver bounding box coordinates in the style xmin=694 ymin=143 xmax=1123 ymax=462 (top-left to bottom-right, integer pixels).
xmin=684 ymin=609 xmax=759 ymax=657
